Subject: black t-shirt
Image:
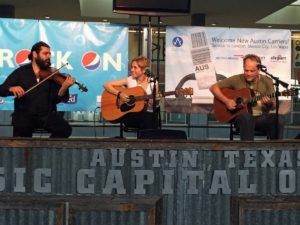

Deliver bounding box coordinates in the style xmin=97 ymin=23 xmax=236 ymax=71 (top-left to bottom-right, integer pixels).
xmin=0 ymin=63 xmax=69 ymax=115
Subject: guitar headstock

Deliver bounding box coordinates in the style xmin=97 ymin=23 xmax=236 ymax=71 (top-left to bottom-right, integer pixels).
xmin=175 ymin=88 xmax=193 ymax=96
xmin=282 ymin=88 xmax=298 ymax=97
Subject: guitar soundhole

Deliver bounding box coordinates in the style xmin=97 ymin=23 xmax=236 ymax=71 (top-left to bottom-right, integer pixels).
xmin=120 ymin=95 xmax=136 ymax=112
xmin=235 ymin=97 xmax=243 ymax=105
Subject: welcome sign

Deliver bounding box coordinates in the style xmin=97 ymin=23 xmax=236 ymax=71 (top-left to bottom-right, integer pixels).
xmin=166 ymin=27 xmax=291 ymax=107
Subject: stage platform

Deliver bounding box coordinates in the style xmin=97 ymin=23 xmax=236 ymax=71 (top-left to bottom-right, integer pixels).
xmin=1 ymin=136 xmax=300 ymax=150
xmin=0 ymin=137 xmax=299 ymax=225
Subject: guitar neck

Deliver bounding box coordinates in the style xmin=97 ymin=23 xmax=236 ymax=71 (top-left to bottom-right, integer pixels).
xmin=135 ymin=90 xmax=177 ymax=101
xmin=247 ymin=92 xmax=281 ymax=103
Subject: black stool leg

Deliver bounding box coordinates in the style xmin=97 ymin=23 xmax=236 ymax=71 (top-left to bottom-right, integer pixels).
xmin=119 ymin=122 xmax=124 ymax=138
xmin=230 ymin=122 xmax=233 ymax=140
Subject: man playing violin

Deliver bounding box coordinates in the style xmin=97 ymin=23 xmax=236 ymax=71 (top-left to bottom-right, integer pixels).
xmin=0 ymin=41 xmax=75 ymax=138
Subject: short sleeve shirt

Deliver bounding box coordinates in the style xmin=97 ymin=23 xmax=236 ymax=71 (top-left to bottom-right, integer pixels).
xmin=217 ymin=74 xmax=275 ymax=116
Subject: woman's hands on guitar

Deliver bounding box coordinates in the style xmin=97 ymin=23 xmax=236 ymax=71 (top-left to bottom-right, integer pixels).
xmin=119 ymin=92 xmax=129 ymax=102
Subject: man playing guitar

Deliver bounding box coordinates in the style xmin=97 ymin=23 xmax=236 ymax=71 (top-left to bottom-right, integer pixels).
xmin=209 ymin=54 xmax=284 ymax=140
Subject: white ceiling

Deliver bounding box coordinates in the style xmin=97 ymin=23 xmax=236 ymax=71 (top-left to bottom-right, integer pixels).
xmin=0 ymin=0 xmax=299 ymax=29
xmin=257 ymin=0 xmax=300 ymax=25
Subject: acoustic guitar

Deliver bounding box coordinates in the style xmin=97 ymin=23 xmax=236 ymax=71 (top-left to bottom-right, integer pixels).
xmin=101 ymin=86 xmax=193 ymax=122
xmin=213 ymin=87 xmax=298 ymax=123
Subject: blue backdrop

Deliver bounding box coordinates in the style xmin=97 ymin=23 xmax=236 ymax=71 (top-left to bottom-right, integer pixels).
xmin=0 ymin=18 xmax=128 ymax=111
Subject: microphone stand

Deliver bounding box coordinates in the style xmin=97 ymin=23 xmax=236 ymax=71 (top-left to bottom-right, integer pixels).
xmin=260 ymin=66 xmax=289 ymax=139
xmin=148 ymin=73 xmax=159 ymax=130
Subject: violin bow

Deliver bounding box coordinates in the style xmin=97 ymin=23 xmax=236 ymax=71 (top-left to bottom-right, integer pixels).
xmin=22 ymin=63 xmax=69 ymax=97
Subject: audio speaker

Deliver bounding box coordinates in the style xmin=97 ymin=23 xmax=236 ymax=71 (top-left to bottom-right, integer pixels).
xmin=0 ymin=5 xmax=15 ymax=18
xmin=191 ymin=13 xmax=205 ymax=26
xmin=138 ymin=129 xmax=187 ymax=139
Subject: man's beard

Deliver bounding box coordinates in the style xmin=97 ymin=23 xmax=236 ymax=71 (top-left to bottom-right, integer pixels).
xmin=245 ymin=75 xmax=259 ymax=83
xmin=35 ymin=57 xmax=51 ymax=69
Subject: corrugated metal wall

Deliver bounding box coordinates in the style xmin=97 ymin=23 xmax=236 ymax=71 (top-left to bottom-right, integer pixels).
xmin=0 ymin=209 xmax=56 ymax=225
xmin=244 ymin=209 xmax=300 ymax=225
xmin=0 ymin=139 xmax=299 ymax=225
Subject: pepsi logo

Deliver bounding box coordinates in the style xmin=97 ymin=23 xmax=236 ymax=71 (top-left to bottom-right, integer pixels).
xmin=15 ymin=49 xmax=30 ymax=66
xmin=0 ymin=98 xmax=4 ymax=104
xmin=81 ymin=51 xmax=101 ymax=71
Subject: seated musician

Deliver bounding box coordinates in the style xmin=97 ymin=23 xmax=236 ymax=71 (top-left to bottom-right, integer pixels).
xmin=209 ymin=54 xmax=284 ymax=140
xmin=103 ymin=56 xmax=159 ymax=129
xmin=0 ymin=41 xmax=75 ymax=138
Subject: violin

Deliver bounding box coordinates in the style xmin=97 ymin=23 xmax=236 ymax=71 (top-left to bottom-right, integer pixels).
xmin=23 ymin=63 xmax=88 ymax=96
xmin=39 ymin=68 xmax=88 ymax=92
